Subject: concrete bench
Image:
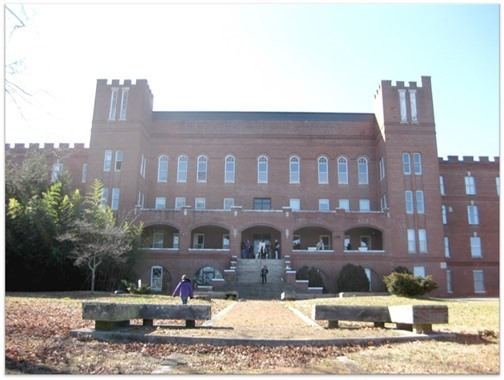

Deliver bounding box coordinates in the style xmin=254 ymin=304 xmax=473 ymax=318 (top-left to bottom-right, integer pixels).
xmin=312 ymin=304 xmax=448 ymax=333
xmin=82 ymin=302 xmax=211 ymax=330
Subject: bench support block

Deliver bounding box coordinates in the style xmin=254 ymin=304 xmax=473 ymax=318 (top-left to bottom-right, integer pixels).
xmin=95 ymin=320 xmax=130 ymax=330
xmin=143 ymin=319 xmax=154 ymax=327
xmin=395 ymin=323 xmax=413 ymax=332
xmin=327 ymin=320 xmax=339 ymax=329
xmin=374 ymin=322 xmax=385 ymax=328
xmin=413 ymin=323 xmax=432 ymax=334
xmin=186 ymin=320 xmax=196 ymax=328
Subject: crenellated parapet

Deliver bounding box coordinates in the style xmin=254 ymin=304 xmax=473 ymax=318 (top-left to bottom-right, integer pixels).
xmin=5 ymin=142 xmax=89 ymax=153
xmin=438 ymin=155 xmax=500 ymax=164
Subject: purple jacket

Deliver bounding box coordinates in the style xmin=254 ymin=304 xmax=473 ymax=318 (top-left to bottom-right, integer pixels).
xmin=172 ymin=279 xmax=193 ymax=298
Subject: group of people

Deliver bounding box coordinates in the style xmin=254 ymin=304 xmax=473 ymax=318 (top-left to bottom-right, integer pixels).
xmin=240 ymin=239 xmax=281 ymax=259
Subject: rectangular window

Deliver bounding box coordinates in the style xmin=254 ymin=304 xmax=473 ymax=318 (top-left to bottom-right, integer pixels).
xmin=193 ymin=233 xmax=205 ymax=249
xmin=51 ymin=162 xmax=63 ymax=182
xmin=140 ymin=154 xmax=147 ymax=178
xmin=415 ymin=190 xmax=425 ymax=214
xmin=399 ymin=89 xmax=408 ymax=123
xmin=379 ymin=157 xmax=385 ymax=181
xmin=470 ymin=236 xmax=482 ymax=258
xmin=409 ymin=89 xmax=417 ymax=123
xmin=319 ymin=199 xmax=330 ymax=212
xmin=442 ymin=205 xmax=448 ymax=224
xmin=444 ymin=237 xmax=450 ymax=258
xmin=103 ymin=150 xmax=113 ymax=172
xmin=405 ymin=191 xmax=414 ymax=214
xmin=195 ymin=197 xmax=206 ymax=210
xmin=413 ymin=266 xmax=426 ymax=278
xmin=467 ymin=205 xmax=479 ymax=225
xmin=223 ymin=198 xmax=234 ymax=210
xmin=402 ymin=153 xmax=411 ymax=175
xmin=465 ymin=176 xmax=476 ymax=195
xmin=320 ymin=235 xmax=331 ymax=250
xmin=152 ymin=230 xmax=164 ymax=248
xmin=253 ymin=198 xmax=271 ymax=210
xmin=173 ymin=234 xmax=180 ymax=249
xmin=101 ymin=187 xmax=109 ymax=206
xmin=119 ymin=87 xmax=129 ymax=120
xmin=114 ymin=150 xmax=123 ymax=171
xmin=380 ymin=194 xmax=388 ymax=211
xmin=339 ymin=199 xmax=350 ymax=211
xmin=137 ymin=191 xmax=144 ymax=208
xmin=418 ymin=229 xmax=428 ymax=253
xmin=473 ymin=270 xmax=485 ymax=293
xmin=359 ymin=199 xmax=370 ymax=212
xmin=108 ymin=87 xmax=118 ymax=121
xmin=175 ymin=197 xmax=186 ymax=209
xmin=111 ymin=188 xmax=120 ymax=210
xmin=407 ymin=229 xmax=416 ymax=253
xmin=81 ymin=163 xmax=88 ymax=183
xmin=446 ymin=270 xmax=453 ymax=293
xmin=413 ymin=153 xmax=422 ymax=175
xmin=222 ymin=234 xmax=230 ymax=249
xmin=155 ymin=197 xmax=166 ymax=209
xmin=289 ymin=198 xmax=300 ymax=211
xmin=440 ymin=176 xmax=445 ymax=195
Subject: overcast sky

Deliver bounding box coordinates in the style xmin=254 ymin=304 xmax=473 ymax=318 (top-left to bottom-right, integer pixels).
xmin=4 ymin=2 xmax=500 ymax=159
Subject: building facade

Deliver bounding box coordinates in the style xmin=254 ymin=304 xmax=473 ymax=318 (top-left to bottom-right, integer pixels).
xmin=6 ymin=76 xmax=499 ymax=297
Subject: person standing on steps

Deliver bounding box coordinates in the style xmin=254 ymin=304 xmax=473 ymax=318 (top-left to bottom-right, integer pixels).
xmin=257 ymin=239 xmax=266 ymax=260
xmin=274 ymin=240 xmax=280 ymax=259
xmin=260 ymin=265 xmax=269 ymax=285
xmin=172 ymin=274 xmax=193 ymax=304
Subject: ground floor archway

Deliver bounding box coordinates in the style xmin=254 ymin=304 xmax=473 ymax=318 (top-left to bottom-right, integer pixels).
xmin=343 ymin=226 xmax=383 ymax=251
xmin=240 ymin=225 xmax=281 ymax=259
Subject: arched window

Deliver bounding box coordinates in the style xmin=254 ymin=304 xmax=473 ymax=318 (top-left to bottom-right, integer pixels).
xmin=197 ymin=155 xmax=208 ymax=183
xmin=358 ymin=157 xmax=369 ymax=185
xmin=337 ymin=157 xmax=348 ymax=184
xmin=177 ymin=155 xmax=188 ymax=183
xmin=318 ymin=156 xmax=328 ymax=184
xmin=289 ymin=156 xmax=300 ymax=184
xmin=224 ymin=155 xmax=235 ymax=183
xmin=157 ymin=155 xmax=168 ymax=183
xmin=257 ymin=155 xmax=268 ymax=184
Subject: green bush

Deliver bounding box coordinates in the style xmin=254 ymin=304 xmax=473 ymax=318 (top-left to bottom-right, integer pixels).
xmin=383 ymin=272 xmax=437 ymax=297
xmin=336 ymin=263 xmax=369 ymax=292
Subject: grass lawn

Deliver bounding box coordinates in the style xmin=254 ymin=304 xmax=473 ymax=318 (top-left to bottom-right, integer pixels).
xmin=4 ymin=292 xmax=500 ymax=374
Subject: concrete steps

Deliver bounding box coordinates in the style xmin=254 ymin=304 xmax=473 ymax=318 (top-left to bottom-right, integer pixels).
xmin=236 ymin=259 xmax=285 ymax=284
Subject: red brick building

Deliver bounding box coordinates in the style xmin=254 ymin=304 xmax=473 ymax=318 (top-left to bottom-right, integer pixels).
xmin=6 ymin=76 xmax=499 ymax=297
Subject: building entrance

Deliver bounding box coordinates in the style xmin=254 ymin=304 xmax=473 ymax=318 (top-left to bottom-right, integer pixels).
xmin=241 ymin=226 xmax=281 ymax=259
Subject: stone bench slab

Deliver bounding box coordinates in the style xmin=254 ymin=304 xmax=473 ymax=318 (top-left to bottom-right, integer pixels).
xmin=388 ymin=305 xmax=448 ymax=324
xmin=312 ymin=305 xmax=391 ymax=323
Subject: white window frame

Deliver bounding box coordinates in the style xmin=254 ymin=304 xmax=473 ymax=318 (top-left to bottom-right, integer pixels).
xmin=467 ymin=204 xmax=479 ymax=225
xmin=196 ymin=155 xmax=208 ymax=183
xmin=155 ymin=197 xmax=166 ymax=209
xmin=339 ymin=199 xmax=350 ymax=211
xmin=470 ymin=236 xmax=482 ymax=258
xmin=140 ymin=154 xmax=147 ymax=178
xmin=357 ymin=157 xmax=369 ymax=185
xmin=177 ymin=155 xmax=188 ymax=183
xmin=359 ymin=199 xmax=370 ymax=212
xmin=150 ymin=266 xmax=163 ymax=291
xmin=413 ymin=266 xmax=425 ymax=278
xmin=337 ymin=156 xmax=348 ymax=184
xmin=289 ymin=155 xmax=300 ymax=184
xmin=137 ymin=191 xmax=144 ymax=208
xmin=222 ymin=234 xmax=230 ymax=249
xmin=119 ymin=87 xmax=129 ymax=121
xmin=195 ymin=197 xmax=206 ymax=210
xmin=157 ymin=155 xmax=169 ymax=183
xmin=318 ymin=199 xmax=330 ymax=212
xmin=402 ymin=153 xmax=411 ymax=175
xmin=257 ymin=155 xmax=268 ymax=184
xmin=409 ymin=89 xmax=417 ymax=123
xmin=473 ymin=270 xmax=485 ymax=293
xmin=418 ymin=229 xmax=428 ymax=253
xmin=444 ymin=237 xmax=450 ymax=258
xmin=440 ymin=176 xmax=445 ymax=195
xmin=317 ymin=156 xmax=328 ymax=184
xmin=446 ymin=269 xmax=453 ymax=293
xmin=465 ymin=175 xmax=476 ymax=195
xmin=224 ymin=155 xmax=235 ymax=184
xmin=111 ymin=187 xmax=120 ymax=210
xmin=51 ymin=162 xmax=63 ymax=182
xmin=405 ymin=191 xmax=414 ymax=214
xmin=407 ymin=229 xmax=416 ymax=253
xmin=114 ymin=150 xmax=123 ymax=172
xmin=81 ymin=163 xmax=88 ymax=183
xmin=319 ymin=235 xmax=331 ymax=250
xmin=442 ymin=205 xmax=448 ymax=224
xmin=175 ymin=197 xmax=186 ymax=209
xmin=416 ymin=190 xmax=425 ymax=214
xmin=223 ymin=198 xmax=234 ymax=210
xmin=193 ymin=233 xmax=205 ymax=249
xmin=289 ymin=198 xmax=300 ymax=211
xmin=101 ymin=187 xmax=109 ymax=206
xmin=496 ymin=177 xmax=500 ymax=196
xmin=413 ymin=152 xmax=422 ymax=175
xmin=152 ymin=230 xmax=164 ymax=248
xmin=103 ymin=150 xmax=113 ymax=172
xmin=379 ymin=157 xmax=385 ymax=181
xmin=108 ymin=87 xmax=119 ymax=121
xmin=399 ymin=89 xmax=408 ymax=123
xmin=173 ymin=234 xmax=180 ymax=249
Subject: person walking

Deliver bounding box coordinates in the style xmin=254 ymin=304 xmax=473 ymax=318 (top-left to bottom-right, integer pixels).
xmin=260 ymin=265 xmax=269 ymax=285
xmin=172 ymin=274 xmax=193 ymax=304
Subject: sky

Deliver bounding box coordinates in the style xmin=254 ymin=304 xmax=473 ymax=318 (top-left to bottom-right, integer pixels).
xmin=4 ymin=2 xmax=500 ymax=159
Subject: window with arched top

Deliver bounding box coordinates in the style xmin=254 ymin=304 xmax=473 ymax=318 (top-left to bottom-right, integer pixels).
xmin=289 ymin=156 xmax=300 ymax=184
xmin=224 ymin=155 xmax=235 ymax=183
xmin=318 ymin=156 xmax=328 ymax=184
xmin=197 ymin=155 xmax=208 ymax=183
xmin=337 ymin=157 xmax=348 ymax=184
xmin=177 ymin=155 xmax=188 ymax=183
xmin=358 ymin=157 xmax=369 ymax=185
xmin=257 ymin=155 xmax=268 ymax=184
xmin=157 ymin=155 xmax=168 ymax=183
